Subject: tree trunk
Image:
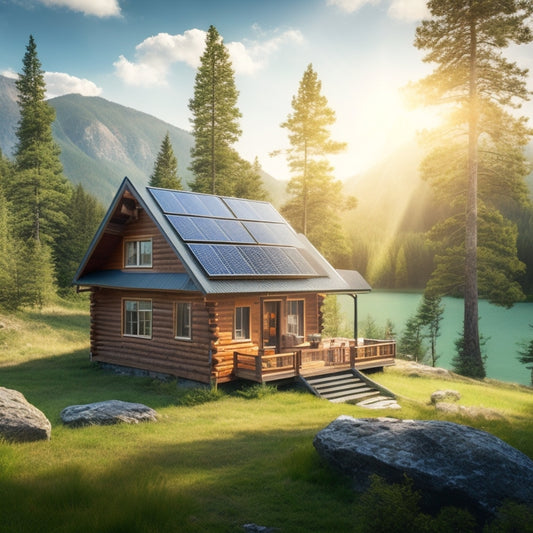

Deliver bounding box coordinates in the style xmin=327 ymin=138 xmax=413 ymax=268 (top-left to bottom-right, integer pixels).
xmin=463 ymin=12 xmax=485 ymax=378
xmin=210 ymin=56 xmax=216 ymax=195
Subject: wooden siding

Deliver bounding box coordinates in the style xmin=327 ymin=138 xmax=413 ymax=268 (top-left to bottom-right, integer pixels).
xmin=90 ymin=288 xmax=212 ymax=383
xmin=104 ymin=208 xmax=186 ymax=273
xmin=210 ymin=293 xmax=321 ymax=383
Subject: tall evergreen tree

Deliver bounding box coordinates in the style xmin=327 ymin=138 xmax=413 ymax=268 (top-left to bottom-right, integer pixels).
xmin=398 ymin=315 xmax=426 ymax=363
xmin=416 ymin=292 xmax=444 ymax=367
xmin=150 ymin=132 xmax=182 ymax=190
xmin=10 ymin=35 xmax=70 ymax=246
xmin=188 ymin=25 xmax=242 ymax=195
xmin=279 ymin=64 xmax=355 ymax=264
xmin=411 ymin=1 xmax=533 ymax=378
xmin=0 ymin=181 xmax=17 ymax=308
xmin=55 ymin=183 xmax=105 ymax=290
xmin=233 ymin=157 xmax=269 ymax=201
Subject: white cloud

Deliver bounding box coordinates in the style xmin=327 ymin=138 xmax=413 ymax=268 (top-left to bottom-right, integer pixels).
xmin=388 ymin=0 xmax=429 ymax=21
xmin=1 ymin=69 xmax=18 ymax=79
xmin=37 ymin=0 xmax=121 ymax=17
xmin=326 ymin=0 xmax=380 ymax=13
xmin=327 ymin=0 xmax=429 ymax=20
xmin=229 ymin=29 xmax=304 ymax=75
xmin=114 ymin=27 xmax=304 ymax=86
xmin=44 ymin=72 xmax=103 ymax=98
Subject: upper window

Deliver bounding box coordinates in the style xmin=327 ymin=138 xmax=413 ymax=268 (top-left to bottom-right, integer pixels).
xmin=124 ymin=299 xmax=152 ymax=338
xmin=287 ymin=300 xmax=304 ymax=337
xmin=175 ymin=302 xmax=192 ymax=340
xmin=234 ymin=306 xmax=250 ymax=340
xmin=125 ymin=239 xmax=152 ymax=268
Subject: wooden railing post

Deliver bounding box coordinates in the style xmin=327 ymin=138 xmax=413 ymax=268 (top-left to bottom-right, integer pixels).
xmin=255 ymin=353 xmax=263 ymax=382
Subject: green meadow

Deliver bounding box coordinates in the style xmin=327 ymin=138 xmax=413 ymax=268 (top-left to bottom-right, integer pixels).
xmin=1 ymin=301 xmax=532 ymax=532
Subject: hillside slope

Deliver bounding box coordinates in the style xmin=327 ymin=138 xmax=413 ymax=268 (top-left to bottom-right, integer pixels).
xmin=0 ymin=74 xmax=286 ymax=205
xmin=50 ymin=94 xmax=195 ymax=201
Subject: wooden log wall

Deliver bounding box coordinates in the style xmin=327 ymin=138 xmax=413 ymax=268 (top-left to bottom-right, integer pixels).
xmin=103 ymin=208 xmax=186 ymax=273
xmin=208 ymin=295 xmax=262 ymax=383
xmin=90 ymin=288 xmax=212 ymax=383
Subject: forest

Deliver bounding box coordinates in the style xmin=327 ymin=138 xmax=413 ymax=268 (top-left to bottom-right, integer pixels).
xmin=2 ymin=3 xmax=533 ymax=379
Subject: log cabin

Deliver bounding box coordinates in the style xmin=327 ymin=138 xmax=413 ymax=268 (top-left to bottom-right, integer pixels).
xmin=74 ymin=177 xmax=395 ymax=385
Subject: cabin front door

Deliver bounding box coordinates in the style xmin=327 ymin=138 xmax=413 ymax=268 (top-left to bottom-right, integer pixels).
xmin=262 ymin=300 xmax=281 ymax=353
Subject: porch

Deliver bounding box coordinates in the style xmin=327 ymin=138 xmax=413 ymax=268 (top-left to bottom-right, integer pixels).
xmin=233 ymin=337 xmax=396 ymax=383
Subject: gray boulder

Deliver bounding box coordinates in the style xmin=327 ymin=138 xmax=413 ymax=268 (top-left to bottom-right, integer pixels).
xmin=61 ymin=400 xmax=158 ymax=427
xmin=0 ymin=386 xmax=51 ymax=442
xmin=314 ymin=416 xmax=533 ymax=518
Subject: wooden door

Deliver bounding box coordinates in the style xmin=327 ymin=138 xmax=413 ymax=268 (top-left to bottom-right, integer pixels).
xmin=262 ymin=301 xmax=281 ymax=353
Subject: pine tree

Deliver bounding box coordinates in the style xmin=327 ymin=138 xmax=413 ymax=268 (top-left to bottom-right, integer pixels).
xmin=279 ymin=64 xmax=354 ymax=264
xmin=233 ymin=157 xmax=269 ymax=201
xmin=517 ymin=325 xmax=533 ymax=386
xmin=54 ymin=183 xmax=105 ymax=290
xmin=14 ymin=238 xmax=56 ymax=308
xmin=10 ymin=35 xmax=70 ymax=246
xmin=150 ymin=132 xmax=182 ymax=190
xmin=411 ymin=1 xmax=533 ymax=378
xmin=398 ymin=315 xmax=426 ymax=363
xmin=416 ymin=292 xmax=444 ymax=367
xmin=188 ymin=26 xmax=242 ymax=195
xmin=0 ymin=183 xmax=17 ymax=308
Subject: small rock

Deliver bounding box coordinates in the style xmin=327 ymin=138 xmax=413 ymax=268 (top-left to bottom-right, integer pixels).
xmin=435 ymin=402 xmax=505 ymax=420
xmin=61 ymin=400 xmax=158 ymax=427
xmin=357 ymin=396 xmax=401 ymax=409
xmin=0 ymin=386 xmax=51 ymax=442
xmin=243 ymin=525 xmax=278 ymax=533
xmin=430 ymin=389 xmax=461 ymax=404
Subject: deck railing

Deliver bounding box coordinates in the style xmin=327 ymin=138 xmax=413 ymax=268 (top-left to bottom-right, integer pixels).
xmin=233 ymin=338 xmax=396 ymax=383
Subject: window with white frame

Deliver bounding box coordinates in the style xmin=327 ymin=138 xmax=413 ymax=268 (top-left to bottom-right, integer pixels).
xmin=124 ymin=300 xmax=152 ymax=337
xmin=234 ymin=306 xmax=250 ymax=340
xmin=175 ymin=302 xmax=192 ymax=340
xmin=287 ymin=300 xmax=304 ymax=336
xmin=125 ymin=239 xmax=152 ymax=268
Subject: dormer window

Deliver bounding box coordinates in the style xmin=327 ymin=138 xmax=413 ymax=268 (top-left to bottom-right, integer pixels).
xmin=125 ymin=238 xmax=152 ymax=268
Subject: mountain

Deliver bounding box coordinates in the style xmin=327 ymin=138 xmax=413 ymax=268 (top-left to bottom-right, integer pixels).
xmin=0 ymin=75 xmax=19 ymax=157
xmin=0 ymin=74 xmax=286 ymax=205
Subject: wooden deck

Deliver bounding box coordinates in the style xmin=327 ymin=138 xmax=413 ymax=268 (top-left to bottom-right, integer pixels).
xmin=233 ymin=338 xmax=396 ymax=383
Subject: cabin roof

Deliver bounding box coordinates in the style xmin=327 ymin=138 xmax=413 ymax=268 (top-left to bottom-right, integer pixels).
xmin=74 ymin=177 xmax=371 ymax=295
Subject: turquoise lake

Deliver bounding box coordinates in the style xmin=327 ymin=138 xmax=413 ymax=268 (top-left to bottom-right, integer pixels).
xmin=338 ymin=291 xmax=533 ymax=386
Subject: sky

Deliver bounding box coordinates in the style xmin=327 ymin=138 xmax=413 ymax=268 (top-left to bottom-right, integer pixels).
xmin=1 ymin=0 xmax=533 ymax=182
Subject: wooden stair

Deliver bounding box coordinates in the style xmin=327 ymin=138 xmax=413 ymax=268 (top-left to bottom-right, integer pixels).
xmin=300 ymin=369 xmax=396 ymax=405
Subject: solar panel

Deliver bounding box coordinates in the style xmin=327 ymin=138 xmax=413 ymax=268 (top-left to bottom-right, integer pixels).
xmin=282 ymin=247 xmax=316 ymax=275
xmin=149 ymin=188 xmax=233 ymax=218
xmin=237 ymin=245 xmax=279 ymax=275
xmin=150 ymin=186 xmax=320 ymax=279
xmin=150 ymin=188 xmax=186 ymax=214
xmin=167 ymin=215 xmax=205 ymax=241
xmin=188 ymin=244 xmax=231 ymax=276
xmin=167 ymin=215 xmax=254 ymax=243
xmin=215 ymin=245 xmax=256 ymax=275
xmin=243 ymin=221 xmax=301 ymax=246
xmin=223 ymin=197 xmax=284 ymax=222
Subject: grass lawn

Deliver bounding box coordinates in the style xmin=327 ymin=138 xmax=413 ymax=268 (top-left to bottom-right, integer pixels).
xmin=1 ymin=301 xmax=532 ymax=532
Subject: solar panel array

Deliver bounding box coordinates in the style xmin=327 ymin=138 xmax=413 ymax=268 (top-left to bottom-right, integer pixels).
xmin=149 ymin=188 xmax=318 ymax=279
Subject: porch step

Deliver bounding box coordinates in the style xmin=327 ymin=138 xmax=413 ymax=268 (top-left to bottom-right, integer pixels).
xmin=300 ymin=369 xmax=399 ymax=407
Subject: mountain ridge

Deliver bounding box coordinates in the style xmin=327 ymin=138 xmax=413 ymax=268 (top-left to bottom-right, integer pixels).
xmin=0 ymin=74 xmax=286 ymax=204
